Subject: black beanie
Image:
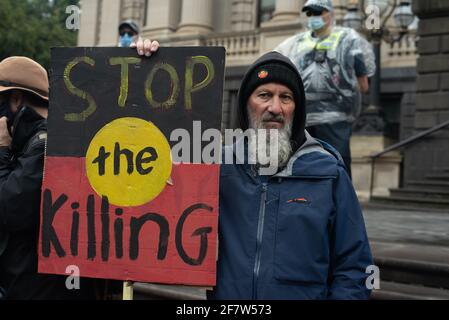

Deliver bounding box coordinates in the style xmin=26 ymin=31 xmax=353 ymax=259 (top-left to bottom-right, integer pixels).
xmin=237 ymin=51 xmax=307 ymax=150
xmin=239 ymin=63 xmax=303 ymax=116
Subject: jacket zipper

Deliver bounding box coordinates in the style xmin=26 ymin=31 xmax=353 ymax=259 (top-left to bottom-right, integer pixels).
xmin=252 ymin=182 xmax=267 ymax=299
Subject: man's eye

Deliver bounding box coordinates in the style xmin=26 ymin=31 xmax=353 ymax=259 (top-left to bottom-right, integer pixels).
xmin=258 ymin=93 xmax=270 ymax=99
xmin=281 ymin=95 xmax=293 ymax=102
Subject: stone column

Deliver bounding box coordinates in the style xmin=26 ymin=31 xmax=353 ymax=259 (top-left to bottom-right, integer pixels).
xmin=78 ymin=0 xmax=100 ymax=46
xmin=271 ymin=0 xmax=303 ymax=22
xmin=121 ymin=0 xmax=146 ymax=26
xmin=98 ymin=0 xmax=122 ymax=46
xmin=177 ymin=0 xmax=214 ymax=34
xmin=144 ymin=0 xmax=181 ymax=36
xmin=231 ymin=0 xmax=254 ymax=32
xmin=403 ymin=0 xmax=449 ymax=183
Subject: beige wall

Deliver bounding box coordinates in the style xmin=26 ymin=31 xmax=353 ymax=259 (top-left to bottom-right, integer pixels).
xmin=78 ymin=0 xmax=417 ymax=68
xmin=97 ymin=0 xmax=122 ymax=46
xmin=78 ymin=0 xmax=100 ymax=46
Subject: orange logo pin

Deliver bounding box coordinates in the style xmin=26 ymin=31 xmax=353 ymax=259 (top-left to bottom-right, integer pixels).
xmin=258 ymin=70 xmax=268 ymax=79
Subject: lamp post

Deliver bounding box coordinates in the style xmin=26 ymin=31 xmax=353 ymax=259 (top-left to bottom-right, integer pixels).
xmin=343 ymin=0 xmax=416 ymax=134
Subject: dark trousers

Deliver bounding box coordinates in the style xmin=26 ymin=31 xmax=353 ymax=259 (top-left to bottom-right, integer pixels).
xmin=307 ymin=121 xmax=352 ymax=178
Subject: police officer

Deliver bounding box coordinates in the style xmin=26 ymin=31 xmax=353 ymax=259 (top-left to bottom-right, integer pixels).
xmin=275 ymin=0 xmax=376 ymax=177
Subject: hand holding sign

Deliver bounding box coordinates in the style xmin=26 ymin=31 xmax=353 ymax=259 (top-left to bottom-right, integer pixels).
xmin=131 ymin=38 xmax=160 ymax=57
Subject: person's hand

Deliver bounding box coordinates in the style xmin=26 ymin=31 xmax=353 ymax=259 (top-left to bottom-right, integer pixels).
xmin=0 ymin=117 xmax=12 ymax=148
xmin=131 ymin=37 xmax=160 ymax=57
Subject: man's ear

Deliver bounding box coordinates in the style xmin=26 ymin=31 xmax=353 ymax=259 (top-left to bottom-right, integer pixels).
xmin=9 ymin=90 xmax=24 ymax=113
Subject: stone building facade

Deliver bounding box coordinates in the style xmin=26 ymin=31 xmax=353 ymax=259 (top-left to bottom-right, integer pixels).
xmin=78 ymin=0 xmax=417 ymax=68
xmin=78 ymin=0 xmax=421 ymax=200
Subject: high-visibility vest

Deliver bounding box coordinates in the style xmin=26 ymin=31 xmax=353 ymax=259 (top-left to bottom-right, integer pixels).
xmin=297 ymin=29 xmax=345 ymax=53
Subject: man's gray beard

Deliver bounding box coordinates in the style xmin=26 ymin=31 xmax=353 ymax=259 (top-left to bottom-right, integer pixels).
xmin=247 ymin=107 xmax=293 ymax=170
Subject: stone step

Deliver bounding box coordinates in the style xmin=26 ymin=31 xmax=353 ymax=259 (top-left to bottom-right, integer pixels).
xmin=370 ymin=195 xmax=449 ymax=210
xmin=390 ymin=188 xmax=449 ymax=200
xmin=407 ymin=180 xmax=449 ymax=190
xmin=371 ymin=242 xmax=449 ymax=290
xmin=363 ymin=201 xmax=449 ymax=214
xmin=371 ymin=281 xmax=449 ymax=300
xmin=374 ymin=256 xmax=449 ymax=289
xmin=426 ymin=173 xmax=449 ymax=181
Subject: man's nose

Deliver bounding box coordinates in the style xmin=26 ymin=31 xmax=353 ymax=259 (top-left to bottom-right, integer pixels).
xmin=268 ymin=96 xmax=282 ymax=115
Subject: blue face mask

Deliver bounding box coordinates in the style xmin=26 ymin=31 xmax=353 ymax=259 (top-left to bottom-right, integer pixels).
xmin=307 ymin=16 xmax=326 ymax=31
xmin=119 ymin=34 xmax=133 ymax=47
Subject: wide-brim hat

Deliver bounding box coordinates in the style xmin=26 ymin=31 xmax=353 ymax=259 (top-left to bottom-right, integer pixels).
xmin=0 ymin=56 xmax=49 ymax=101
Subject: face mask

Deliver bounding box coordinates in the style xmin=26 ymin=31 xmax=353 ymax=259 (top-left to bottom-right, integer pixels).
xmin=307 ymin=16 xmax=326 ymax=31
xmin=119 ymin=34 xmax=134 ymax=47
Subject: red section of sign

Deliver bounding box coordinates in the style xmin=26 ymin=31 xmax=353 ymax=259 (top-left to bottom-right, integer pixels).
xmin=38 ymin=157 xmax=219 ymax=286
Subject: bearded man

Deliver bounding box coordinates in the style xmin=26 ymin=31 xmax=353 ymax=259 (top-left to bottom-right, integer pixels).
xmin=208 ymin=51 xmax=373 ymax=300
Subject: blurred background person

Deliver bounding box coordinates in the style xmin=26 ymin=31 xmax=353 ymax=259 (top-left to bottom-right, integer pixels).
xmin=118 ymin=20 xmax=140 ymax=47
xmin=275 ymin=0 xmax=375 ymax=177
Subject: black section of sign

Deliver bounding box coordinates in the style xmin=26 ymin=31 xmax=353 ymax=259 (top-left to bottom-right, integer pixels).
xmin=47 ymin=47 xmax=225 ymax=158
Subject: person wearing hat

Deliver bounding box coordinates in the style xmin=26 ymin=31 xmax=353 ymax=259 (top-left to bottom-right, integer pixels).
xmin=0 ymin=56 xmax=96 ymax=299
xmin=275 ymin=0 xmax=376 ymax=178
xmin=118 ymin=20 xmax=140 ymax=47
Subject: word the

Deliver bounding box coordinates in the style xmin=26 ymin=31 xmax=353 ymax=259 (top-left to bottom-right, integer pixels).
xmin=92 ymin=143 xmax=158 ymax=176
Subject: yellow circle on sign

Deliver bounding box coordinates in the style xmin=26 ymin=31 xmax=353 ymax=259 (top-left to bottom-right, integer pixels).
xmin=85 ymin=117 xmax=172 ymax=207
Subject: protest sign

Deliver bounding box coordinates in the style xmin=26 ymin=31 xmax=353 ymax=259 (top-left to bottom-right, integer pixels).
xmin=38 ymin=47 xmax=225 ymax=286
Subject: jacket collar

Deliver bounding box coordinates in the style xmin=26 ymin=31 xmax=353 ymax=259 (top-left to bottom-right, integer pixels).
xmin=276 ymin=131 xmax=340 ymax=178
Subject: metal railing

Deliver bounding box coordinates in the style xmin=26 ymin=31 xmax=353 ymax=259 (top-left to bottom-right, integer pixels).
xmin=368 ymin=119 xmax=449 ymax=199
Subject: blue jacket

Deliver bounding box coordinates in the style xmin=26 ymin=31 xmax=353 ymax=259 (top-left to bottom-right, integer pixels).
xmin=209 ymin=133 xmax=373 ymax=300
